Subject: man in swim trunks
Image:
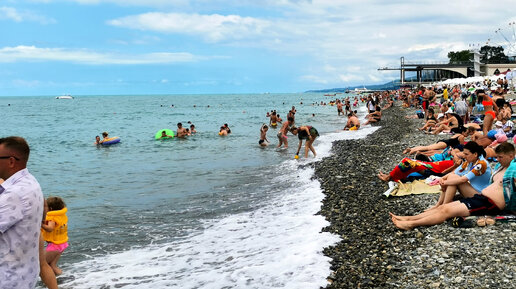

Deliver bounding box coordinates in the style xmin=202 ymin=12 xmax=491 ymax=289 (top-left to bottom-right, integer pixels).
xmin=277 ymin=117 xmax=294 ymax=148
xmin=344 ymin=112 xmax=361 ymax=130
xmin=336 ymin=100 xmax=344 ymax=116
xmin=390 ymin=142 xmax=516 ymax=230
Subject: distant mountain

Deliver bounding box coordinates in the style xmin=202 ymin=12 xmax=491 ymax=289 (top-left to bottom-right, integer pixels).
xmin=305 ymin=80 xmax=400 ymax=93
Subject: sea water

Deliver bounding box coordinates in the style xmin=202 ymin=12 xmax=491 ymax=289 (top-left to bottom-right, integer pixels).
xmin=1 ymin=93 xmax=378 ymax=288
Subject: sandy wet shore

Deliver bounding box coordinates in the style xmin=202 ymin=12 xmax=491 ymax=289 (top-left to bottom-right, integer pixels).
xmin=314 ymin=104 xmax=516 ymax=289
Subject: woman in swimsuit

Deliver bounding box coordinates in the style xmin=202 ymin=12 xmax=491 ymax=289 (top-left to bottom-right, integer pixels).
xmin=364 ymin=105 xmax=382 ymax=125
xmin=290 ymin=125 xmax=319 ymax=158
xmin=418 ymin=108 xmax=437 ymax=132
xmin=478 ymin=90 xmax=498 ymax=136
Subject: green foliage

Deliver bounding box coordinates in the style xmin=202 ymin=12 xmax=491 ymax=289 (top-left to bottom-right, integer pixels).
xmin=479 ymin=45 xmax=509 ymax=63
xmin=447 ymin=50 xmax=472 ymax=63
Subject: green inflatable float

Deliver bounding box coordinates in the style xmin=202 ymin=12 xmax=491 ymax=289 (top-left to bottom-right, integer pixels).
xmin=155 ymin=129 xmax=175 ymax=140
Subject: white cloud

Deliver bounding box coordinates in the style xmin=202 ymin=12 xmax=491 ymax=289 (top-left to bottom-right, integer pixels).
xmin=338 ymin=73 xmax=364 ymax=83
xmin=0 ymin=7 xmax=22 ymax=22
xmin=300 ymin=75 xmax=329 ymax=84
xmin=29 ymin=0 xmax=188 ymax=6
xmin=108 ymin=13 xmax=272 ymax=42
xmin=0 ymin=6 xmax=55 ymax=24
xmin=0 ymin=45 xmax=202 ymax=64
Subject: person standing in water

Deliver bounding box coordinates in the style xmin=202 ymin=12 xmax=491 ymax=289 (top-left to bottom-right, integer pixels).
xmin=259 ymin=124 xmax=269 ymax=146
xmin=277 ymin=117 xmax=294 ymax=148
xmin=269 ymin=111 xmax=280 ymax=128
xmin=176 ymin=123 xmax=187 ymax=138
xmin=290 ymin=125 xmax=319 ymax=158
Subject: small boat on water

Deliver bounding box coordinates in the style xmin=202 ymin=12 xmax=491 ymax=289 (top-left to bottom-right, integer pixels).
xmin=56 ymin=94 xmax=74 ymax=99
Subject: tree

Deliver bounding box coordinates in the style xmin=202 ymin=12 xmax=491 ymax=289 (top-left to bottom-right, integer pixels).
xmin=447 ymin=50 xmax=472 ymax=63
xmin=479 ymin=45 xmax=509 ymax=64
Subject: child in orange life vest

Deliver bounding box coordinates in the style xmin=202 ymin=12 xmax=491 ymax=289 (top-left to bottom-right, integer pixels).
xmin=41 ymin=196 xmax=69 ymax=276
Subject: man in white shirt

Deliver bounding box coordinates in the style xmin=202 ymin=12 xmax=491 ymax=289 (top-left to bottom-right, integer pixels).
xmin=0 ymin=136 xmax=44 ymax=288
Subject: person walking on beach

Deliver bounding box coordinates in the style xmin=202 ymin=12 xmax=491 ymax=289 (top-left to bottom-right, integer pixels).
xmin=291 ymin=125 xmax=319 ymax=158
xmin=390 ymin=142 xmax=516 ymax=230
xmin=0 ymin=136 xmax=44 ymax=288
xmin=41 ymin=196 xmax=69 ymax=276
xmin=277 ymin=117 xmax=294 ymax=148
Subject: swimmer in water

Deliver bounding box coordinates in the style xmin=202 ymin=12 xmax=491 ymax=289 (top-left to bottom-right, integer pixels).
xmin=159 ymin=131 xmax=174 ymax=139
xmin=99 ymin=132 xmax=109 ymax=144
xmin=223 ymin=124 xmax=231 ymax=134
xmin=219 ymin=126 xmax=228 ymax=136
xmin=94 ymin=135 xmax=101 ymax=145
xmin=190 ymin=124 xmax=197 ymax=134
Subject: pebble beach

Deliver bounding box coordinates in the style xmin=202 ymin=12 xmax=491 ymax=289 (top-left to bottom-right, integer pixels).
xmin=315 ymin=104 xmax=516 ymax=289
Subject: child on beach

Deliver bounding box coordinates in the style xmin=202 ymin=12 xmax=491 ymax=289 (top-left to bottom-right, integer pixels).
xmin=41 ymin=196 xmax=69 ymax=276
xmin=259 ymin=124 xmax=269 ymax=146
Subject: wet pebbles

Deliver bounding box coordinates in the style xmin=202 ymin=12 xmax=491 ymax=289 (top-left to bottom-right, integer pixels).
xmin=314 ymin=105 xmax=516 ymax=289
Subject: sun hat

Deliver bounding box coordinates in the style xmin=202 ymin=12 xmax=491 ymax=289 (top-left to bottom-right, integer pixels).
xmin=495 ymin=121 xmax=503 ymax=127
xmin=445 ymin=108 xmax=453 ymax=114
xmin=437 ymin=113 xmax=444 ymax=119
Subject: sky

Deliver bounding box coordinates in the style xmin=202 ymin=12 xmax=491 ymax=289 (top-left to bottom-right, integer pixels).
xmin=1 ymin=0 xmax=516 ymax=96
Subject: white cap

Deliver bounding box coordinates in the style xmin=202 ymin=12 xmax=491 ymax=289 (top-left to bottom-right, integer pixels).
xmin=495 ymin=121 xmax=503 ymax=127
xmin=437 ymin=113 xmax=444 ymax=119
xmin=445 ymin=108 xmax=453 ymax=114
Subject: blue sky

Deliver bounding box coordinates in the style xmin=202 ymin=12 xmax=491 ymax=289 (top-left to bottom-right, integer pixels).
xmin=1 ymin=0 xmax=515 ymax=96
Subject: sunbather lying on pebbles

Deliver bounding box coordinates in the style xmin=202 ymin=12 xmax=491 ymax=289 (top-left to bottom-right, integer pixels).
xmin=402 ymin=127 xmax=471 ymax=156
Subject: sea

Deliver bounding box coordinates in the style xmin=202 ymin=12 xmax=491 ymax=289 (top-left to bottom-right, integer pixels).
xmin=2 ymin=93 xmax=379 ymax=289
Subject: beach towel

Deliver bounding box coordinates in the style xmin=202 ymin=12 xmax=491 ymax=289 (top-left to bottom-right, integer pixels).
xmin=384 ymin=180 xmax=442 ymax=197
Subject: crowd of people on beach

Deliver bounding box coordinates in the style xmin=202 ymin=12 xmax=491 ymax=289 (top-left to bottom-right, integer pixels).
xmin=376 ymin=79 xmax=516 ymax=230
xmin=3 ymin=74 xmax=516 ymax=288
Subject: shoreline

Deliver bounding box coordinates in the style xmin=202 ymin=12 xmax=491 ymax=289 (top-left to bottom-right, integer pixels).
xmin=314 ymin=104 xmax=516 ymax=288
